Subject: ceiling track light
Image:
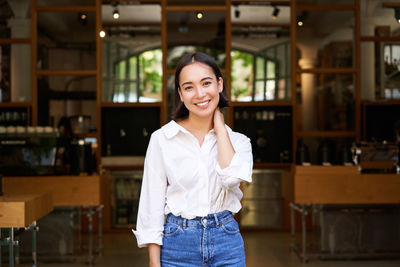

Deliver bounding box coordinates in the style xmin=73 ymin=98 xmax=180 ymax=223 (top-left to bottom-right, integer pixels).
xmin=272 ymin=6 xmax=280 ymax=20
xmin=112 ymin=3 xmax=120 ymax=20
xmin=78 ymin=12 xmax=87 ymax=25
xmin=297 ymin=11 xmax=307 ymax=27
xmin=234 ymin=4 xmax=240 ymax=19
xmin=395 ymin=7 xmax=400 ymax=24
xmin=112 ymin=9 xmax=120 ymax=20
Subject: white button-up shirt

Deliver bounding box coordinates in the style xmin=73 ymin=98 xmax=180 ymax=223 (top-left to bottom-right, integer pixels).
xmin=132 ymin=120 xmax=253 ymax=248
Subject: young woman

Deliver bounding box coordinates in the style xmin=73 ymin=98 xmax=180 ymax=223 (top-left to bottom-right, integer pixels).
xmin=133 ymin=52 xmax=253 ymax=267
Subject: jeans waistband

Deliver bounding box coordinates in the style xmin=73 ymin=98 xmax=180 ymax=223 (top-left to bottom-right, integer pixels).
xmin=166 ymin=210 xmax=233 ymax=228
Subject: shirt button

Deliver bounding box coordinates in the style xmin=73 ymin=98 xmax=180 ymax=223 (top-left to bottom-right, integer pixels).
xmin=202 ymin=184 xmax=206 ymax=188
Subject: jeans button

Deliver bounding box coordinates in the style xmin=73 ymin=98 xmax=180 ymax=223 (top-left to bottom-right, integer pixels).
xmin=202 ymin=218 xmax=207 ymax=223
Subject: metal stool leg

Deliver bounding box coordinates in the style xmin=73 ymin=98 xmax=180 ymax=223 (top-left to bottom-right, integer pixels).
xmin=0 ymin=229 xmax=2 ymax=267
xmin=14 ymin=232 xmax=19 ymax=266
xmin=97 ymin=205 xmax=103 ymax=255
xmin=9 ymin=228 xmax=14 ymax=267
xmin=290 ymin=203 xmax=295 ymax=251
xmin=301 ymin=204 xmax=307 ymax=263
xmin=87 ymin=207 xmax=93 ymax=265
xmin=78 ymin=207 xmax=82 ymax=253
xmin=32 ymin=221 xmax=38 ymax=267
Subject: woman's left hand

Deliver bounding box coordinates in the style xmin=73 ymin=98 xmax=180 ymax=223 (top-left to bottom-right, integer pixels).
xmin=213 ymin=108 xmax=226 ymax=135
xmin=214 ymin=107 xmax=235 ymax=168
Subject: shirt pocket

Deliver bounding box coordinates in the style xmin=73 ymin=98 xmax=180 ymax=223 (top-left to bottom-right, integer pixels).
xmin=163 ymin=222 xmax=183 ymax=238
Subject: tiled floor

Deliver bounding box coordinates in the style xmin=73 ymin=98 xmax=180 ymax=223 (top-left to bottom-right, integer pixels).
xmin=36 ymin=232 xmax=400 ymax=267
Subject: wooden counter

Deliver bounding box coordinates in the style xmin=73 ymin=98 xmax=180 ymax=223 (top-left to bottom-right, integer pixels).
xmin=3 ymin=175 xmax=102 ymax=206
xmin=294 ymin=166 xmax=400 ymax=204
xmin=0 ymin=192 xmax=53 ymax=228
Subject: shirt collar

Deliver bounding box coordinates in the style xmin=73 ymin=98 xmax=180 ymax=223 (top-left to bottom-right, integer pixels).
xmin=162 ymin=120 xmax=231 ymax=139
xmin=161 ymin=121 xmax=186 ymax=139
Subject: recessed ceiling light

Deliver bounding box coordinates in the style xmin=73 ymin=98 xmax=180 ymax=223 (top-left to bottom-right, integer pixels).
xmin=196 ymin=11 xmax=203 ymax=20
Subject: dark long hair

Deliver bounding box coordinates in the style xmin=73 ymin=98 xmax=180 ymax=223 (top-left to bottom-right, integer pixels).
xmin=173 ymin=52 xmax=229 ymax=120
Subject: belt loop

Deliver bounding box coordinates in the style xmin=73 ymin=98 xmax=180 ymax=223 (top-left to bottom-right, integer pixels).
xmin=214 ymin=213 xmax=220 ymax=227
xmin=182 ymin=218 xmax=187 ymax=229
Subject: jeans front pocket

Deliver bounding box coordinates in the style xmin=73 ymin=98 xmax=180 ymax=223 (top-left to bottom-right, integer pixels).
xmin=221 ymin=219 xmax=240 ymax=235
xmin=163 ymin=222 xmax=183 ymax=238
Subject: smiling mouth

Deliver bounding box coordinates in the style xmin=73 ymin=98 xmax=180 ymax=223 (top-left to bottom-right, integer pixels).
xmin=195 ymin=100 xmax=211 ymax=107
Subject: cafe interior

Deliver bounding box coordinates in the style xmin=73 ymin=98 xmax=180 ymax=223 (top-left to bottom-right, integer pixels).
xmin=0 ymin=0 xmax=400 ymax=266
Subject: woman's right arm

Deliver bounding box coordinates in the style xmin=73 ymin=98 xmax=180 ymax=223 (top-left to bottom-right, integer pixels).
xmin=148 ymin=244 xmax=161 ymax=267
xmin=132 ymin=132 xmax=167 ymax=255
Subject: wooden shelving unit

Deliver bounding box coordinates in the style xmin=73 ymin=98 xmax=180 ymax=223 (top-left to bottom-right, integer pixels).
xmin=358 ymin=1 xmax=400 ymax=142
xmin=2 ymin=0 xmax=398 ymax=231
xmin=292 ymin=0 xmax=361 ymax=166
xmin=29 ymin=0 xmax=99 ymax=127
xmin=2 ymin=0 xmax=394 ymax=165
xmin=0 ymin=15 xmax=33 ymax=123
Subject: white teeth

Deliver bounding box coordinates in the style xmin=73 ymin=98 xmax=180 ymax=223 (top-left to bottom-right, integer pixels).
xmin=196 ymin=100 xmax=209 ymax=106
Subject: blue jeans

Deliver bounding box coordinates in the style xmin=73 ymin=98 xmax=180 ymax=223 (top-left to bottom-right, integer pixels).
xmin=161 ymin=210 xmax=246 ymax=267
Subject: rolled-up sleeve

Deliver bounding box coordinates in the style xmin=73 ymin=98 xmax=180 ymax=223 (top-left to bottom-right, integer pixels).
xmin=216 ymin=134 xmax=253 ymax=189
xmin=132 ymin=132 xmax=167 ymax=248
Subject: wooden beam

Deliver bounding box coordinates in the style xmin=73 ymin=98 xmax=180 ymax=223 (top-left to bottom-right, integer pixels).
xmin=96 ymin=0 xmax=102 ymax=170
xmin=382 ymin=2 xmax=400 ymax=8
xmin=36 ymin=5 xmax=96 ymax=12
xmin=231 ymin=1 xmax=290 ymax=6
xmin=290 ymin=0 xmax=297 ymax=164
xmin=297 ymin=68 xmax=357 ymax=74
xmin=0 ymin=38 xmax=30 ymax=44
xmin=361 ymin=36 xmax=400 ymax=42
xmin=102 ymin=0 xmax=161 ymax=3
xmin=31 ymin=0 xmax=38 ymax=126
xmin=161 ymin=0 xmax=168 ymax=125
xmin=100 ymin=102 xmax=162 ymax=107
xmin=165 ymin=68 xmax=228 ymax=76
xmin=297 ymin=131 xmax=357 ymax=138
xmin=253 ymin=162 xmax=292 ymax=169
xmin=102 ymin=22 xmax=161 ymax=27
xmin=0 ymin=102 xmax=31 ymax=108
xmin=296 ymin=4 xmax=355 ymax=11
xmin=355 ymin=0 xmax=361 ymax=143
xmin=165 ymin=5 xmax=226 ymax=11
xmin=36 ymin=69 xmax=97 ymax=76
xmin=226 ymin=0 xmax=233 ymax=128
xmin=231 ymin=100 xmax=292 ymax=107
xmin=362 ymin=99 xmax=400 ymax=106
xmin=232 ymin=22 xmax=290 ymax=28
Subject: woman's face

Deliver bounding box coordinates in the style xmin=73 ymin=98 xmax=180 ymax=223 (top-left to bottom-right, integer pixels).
xmin=178 ymin=62 xmax=223 ymax=120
